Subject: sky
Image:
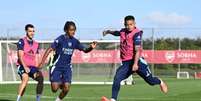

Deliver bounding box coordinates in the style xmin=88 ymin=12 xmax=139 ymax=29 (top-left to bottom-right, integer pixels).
xmin=0 ymin=0 xmax=201 ymax=40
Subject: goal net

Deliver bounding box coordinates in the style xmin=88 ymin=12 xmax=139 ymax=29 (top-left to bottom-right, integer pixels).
xmin=177 ymin=71 xmax=190 ymax=79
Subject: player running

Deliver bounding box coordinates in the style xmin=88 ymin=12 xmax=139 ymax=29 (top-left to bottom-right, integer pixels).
xmin=101 ymin=15 xmax=168 ymax=101
xmin=38 ymin=21 xmax=97 ymax=101
xmin=16 ymin=24 xmax=44 ymax=101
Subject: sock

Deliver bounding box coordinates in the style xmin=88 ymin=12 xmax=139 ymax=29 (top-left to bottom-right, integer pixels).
xmin=111 ymin=98 xmax=116 ymax=101
xmin=36 ymin=94 xmax=41 ymax=101
xmin=55 ymin=96 xmax=62 ymax=101
xmin=16 ymin=95 xmax=21 ymax=101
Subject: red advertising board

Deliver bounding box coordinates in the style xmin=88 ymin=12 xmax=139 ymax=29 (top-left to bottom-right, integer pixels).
xmin=8 ymin=50 xmax=201 ymax=64
xmin=142 ymin=50 xmax=201 ymax=64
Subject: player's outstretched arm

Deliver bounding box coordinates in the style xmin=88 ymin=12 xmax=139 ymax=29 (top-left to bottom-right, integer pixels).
xmin=103 ymin=30 xmax=120 ymax=36
xmin=38 ymin=48 xmax=54 ymax=68
xmin=82 ymin=41 xmax=97 ymax=53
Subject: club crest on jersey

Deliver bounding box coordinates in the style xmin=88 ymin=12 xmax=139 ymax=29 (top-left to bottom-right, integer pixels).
xmin=137 ymin=35 xmax=141 ymax=39
xmin=68 ymin=42 xmax=72 ymax=47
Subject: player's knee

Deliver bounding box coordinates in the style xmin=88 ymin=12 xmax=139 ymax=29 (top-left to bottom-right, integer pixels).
xmin=51 ymin=88 xmax=58 ymax=93
xmin=114 ymin=79 xmax=121 ymax=84
xmin=22 ymin=74 xmax=29 ymax=82
xmin=23 ymin=78 xmax=29 ymax=83
xmin=113 ymin=80 xmax=122 ymax=88
xmin=63 ymin=85 xmax=70 ymax=93
xmin=114 ymin=76 xmax=123 ymax=84
xmin=51 ymin=84 xmax=59 ymax=93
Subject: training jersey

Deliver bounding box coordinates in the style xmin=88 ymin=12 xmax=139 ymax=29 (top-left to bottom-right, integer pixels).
xmin=51 ymin=34 xmax=85 ymax=68
xmin=17 ymin=37 xmax=39 ymax=67
xmin=119 ymin=27 xmax=143 ymax=61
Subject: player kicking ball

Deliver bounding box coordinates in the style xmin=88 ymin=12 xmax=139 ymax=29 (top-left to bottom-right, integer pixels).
xmin=101 ymin=15 xmax=168 ymax=101
xmin=16 ymin=24 xmax=44 ymax=101
xmin=38 ymin=21 xmax=97 ymax=101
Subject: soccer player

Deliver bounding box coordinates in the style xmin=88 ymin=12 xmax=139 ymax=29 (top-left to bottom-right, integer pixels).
xmin=38 ymin=21 xmax=97 ymax=101
xmin=16 ymin=24 xmax=44 ymax=101
xmin=101 ymin=15 xmax=168 ymax=101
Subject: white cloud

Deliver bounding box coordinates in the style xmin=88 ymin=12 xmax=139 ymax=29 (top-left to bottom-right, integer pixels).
xmin=146 ymin=12 xmax=192 ymax=26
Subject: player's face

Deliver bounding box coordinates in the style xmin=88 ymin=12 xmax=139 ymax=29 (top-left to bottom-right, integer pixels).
xmin=26 ymin=27 xmax=35 ymax=39
xmin=125 ymin=20 xmax=136 ymax=31
xmin=67 ymin=25 xmax=76 ymax=37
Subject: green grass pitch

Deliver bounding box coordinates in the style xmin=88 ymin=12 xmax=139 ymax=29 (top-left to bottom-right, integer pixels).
xmin=0 ymin=78 xmax=201 ymax=101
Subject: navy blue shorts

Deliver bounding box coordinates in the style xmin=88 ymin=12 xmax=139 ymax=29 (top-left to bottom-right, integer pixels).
xmin=49 ymin=65 xmax=72 ymax=84
xmin=17 ymin=65 xmax=39 ymax=79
